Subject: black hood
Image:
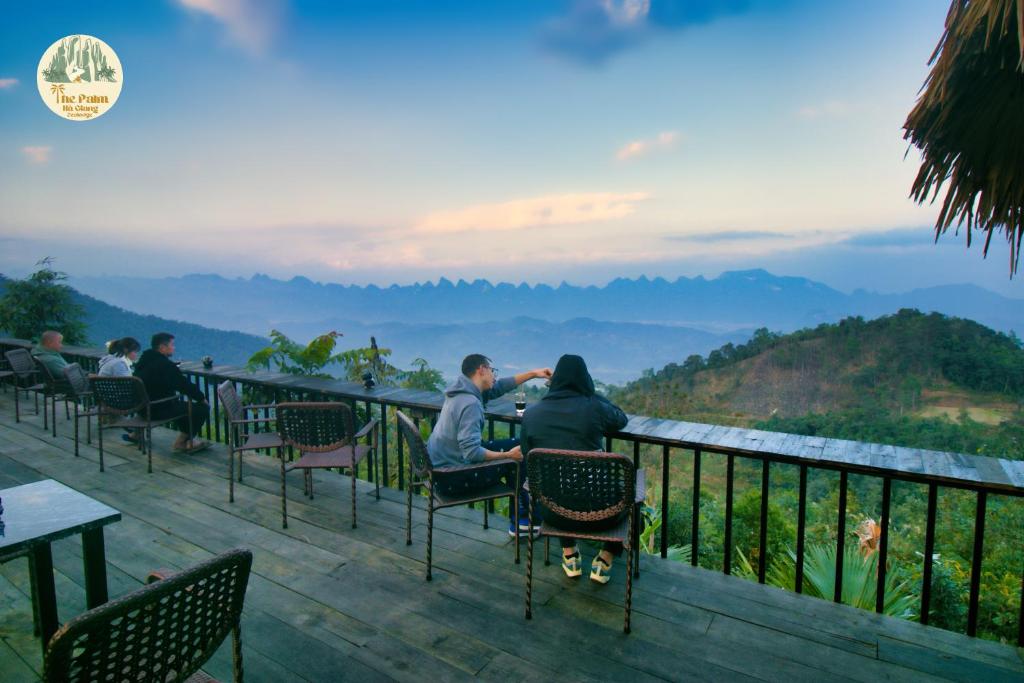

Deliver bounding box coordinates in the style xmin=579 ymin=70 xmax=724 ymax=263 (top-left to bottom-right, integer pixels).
xmin=545 ymin=354 xmax=595 ymax=398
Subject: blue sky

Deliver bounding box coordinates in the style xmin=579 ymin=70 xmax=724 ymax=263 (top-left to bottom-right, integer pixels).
xmin=0 ymin=1 xmax=1019 ymax=296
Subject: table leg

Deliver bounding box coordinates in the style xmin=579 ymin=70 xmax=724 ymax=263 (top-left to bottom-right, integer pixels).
xmin=30 ymin=543 xmax=59 ymax=655
xmin=82 ymin=528 xmax=109 ymax=608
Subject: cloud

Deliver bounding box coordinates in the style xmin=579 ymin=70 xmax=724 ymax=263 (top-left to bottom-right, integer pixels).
xmin=616 ymin=130 xmax=679 ymax=160
xmin=175 ymin=0 xmax=284 ymax=55
xmin=796 ymin=100 xmax=849 ymax=120
xmin=840 ymin=228 xmax=935 ymax=249
xmin=0 ymin=78 xmax=18 ymax=89
xmin=665 ymin=230 xmax=793 ymax=242
xmin=539 ymin=0 xmax=758 ymax=66
xmin=416 ymin=191 xmax=651 ymax=233
xmin=21 ymin=146 xmax=52 ymax=165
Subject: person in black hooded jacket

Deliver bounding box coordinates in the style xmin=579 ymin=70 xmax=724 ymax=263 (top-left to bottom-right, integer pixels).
xmin=133 ymin=332 xmax=210 ymax=452
xmin=519 ymin=354 xmax=629 ymax=584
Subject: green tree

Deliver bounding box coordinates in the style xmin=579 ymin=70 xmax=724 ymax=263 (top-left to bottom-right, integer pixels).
xmin=0 ymin=258 xmax=87 ymax=344
xmin=247 ymin=330 xmax=397 ymax=381
xmin=398 ymin=358 xmax=445 ymax=392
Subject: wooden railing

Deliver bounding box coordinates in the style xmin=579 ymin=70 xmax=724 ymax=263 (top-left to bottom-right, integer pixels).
xmin=3 ymin=337 xmax=1022 ymax=646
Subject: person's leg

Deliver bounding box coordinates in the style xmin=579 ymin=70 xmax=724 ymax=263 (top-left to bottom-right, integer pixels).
xmin=187 ymin=400 xmax=210 ymax=439
xmin=560 ymin=537 xmax=582 ymax=578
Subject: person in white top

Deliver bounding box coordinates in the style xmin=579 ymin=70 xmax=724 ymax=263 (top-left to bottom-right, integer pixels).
xmin=98 ymin=337 xmax=141 ymax=377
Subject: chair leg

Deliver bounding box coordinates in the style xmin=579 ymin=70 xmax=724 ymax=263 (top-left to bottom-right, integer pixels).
xmin=64 ymin=398 xmax=70 ymax=420
xmin=513 ymin=492 xmax=520 ymax=564
xmin=86 ymin=411 xmax=91 ymax=444
xmin=526 ymin=505 xmax=534 ymax=619
xmin=308 ymin=470 xmax=315 ymax=500
xmin=13 ymin=381 xmax=19 ymax=422
xmin=232 ymin=624 xmax=244 ymax=682
xmin=228 ymin=444 xmax=235 ymax=503
xmin=634 ymin=503 xmax=641 ymax=579
xmin=625 ymin=510 xmax=634 ymax=634
xmin=483 ymin=504 xmax=489 ymax=530
xmin=147 ymin=427 xmax=153 ymax=473
xmin=351 ymin=466 xmax=357 ymax=529
xmin=545 ymin=536 xmax=550 ymax=566
xmin=98 ymin=421 xmax=105 ymax=472
xmin=279 ymin=448 xmax=288 ymax=529
xmin=426 ymin=496 xmax=434 ymax=581
xmin=42 ymin=394 xmax=48 ymax=431
xmin=50 ymin=395 xmax=57 ymax=437
xmin=406 ymin=472 xmax=413 ymax=546
xmin=73 ymin=405 xmax=80 ymax=457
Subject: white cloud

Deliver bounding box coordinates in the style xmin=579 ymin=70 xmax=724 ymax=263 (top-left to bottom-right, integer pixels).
xmin=616 ymin=130 xmax=679 ymax=160
xmin=415 ymin=191 xmax=651 ymax=233
xmin=176 ymin=0 xmax=284 ymax=55
xmin=0 ymin=78 xmax=18 ymax=89
xmin=796 ymin=100 xmax=849 ymax=120
xmin=21 ymin=146 xmax=52 ymax=165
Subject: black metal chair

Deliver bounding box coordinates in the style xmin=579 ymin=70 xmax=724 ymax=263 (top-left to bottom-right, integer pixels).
xmin=62 ymin=364 xmax=101 ymax=457
xmin=4 ymin=348 xmax=44 ymax=424
xmin=34 ymin=357 xmax=72 ymax=437
xmin=217 ymin=381 xmax=286 ymax=527
xmin=89 ymin=376 xmax=190 ymax=473
xmin=43 ymin=548 xmax=253 ymax=683
xmin=276 ymin=402 xmax=379 ymax=529
xmin=525 ymin=448 xmax=641 ymax=634
xmin=396 ymin=410 xmax=520 ymax=581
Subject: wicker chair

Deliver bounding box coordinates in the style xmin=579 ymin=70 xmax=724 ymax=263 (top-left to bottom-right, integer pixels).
xmin=89 ymin=376 xmax=191 ymax=473
xmin=396 ymin=410 xmax=520 ymax=581
xmin=62 ymin=364 xmax=101 ymax=457
xmin=4 ymin=348 xmax=44 ymax=424
xmin=217 ymin=381 xmax=286 ymax=527
xmin=34 ymin=357 xmax=72 ymax=438
xmin=43 ymin=548 xmax=253 ymax=683
xmin=524 ymin=449 xmax=643 ymax=634
xmin=0 ymin=355 xmax=14 ymax=394
xmin=276 ymin=402 xmax=379 ymax=529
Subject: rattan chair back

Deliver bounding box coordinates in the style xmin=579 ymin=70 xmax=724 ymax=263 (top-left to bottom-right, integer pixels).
xmin=89 ymin=376 xmax=150 ymax=415
xmin=396 ymin=410 xmax=432 ymax=479
xmin=276 ymin=402 xmax=355 ymax=452
xmin=526 ymin=449 xmax=635 ymax=523
xmin=4 ymin=348 xmax=36 ymax=378
xmin=62 ymin=363 xmax=91 ymax=400
xmin=44 ymin=548 xmax=253 ymax=683
xmin=217 ymin=380 xmax=244 ymax=423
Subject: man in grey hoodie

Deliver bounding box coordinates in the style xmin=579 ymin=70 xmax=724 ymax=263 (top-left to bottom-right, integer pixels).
xmin=428 ymin=353 xmax=551 ymax=535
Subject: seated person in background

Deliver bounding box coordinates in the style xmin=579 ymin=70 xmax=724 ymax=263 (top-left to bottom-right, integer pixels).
xmin=427 ymin=353 xmax=552 ymax=536
xmin=32 ymin=330 xmax=69 ymax=378
xmin=98 ymin=337 xmax=141 ymax=377
xmin=519 ymin=354 xmax=629 ymax=584
xmin=133 ymin=332 xmax=210 ymax=453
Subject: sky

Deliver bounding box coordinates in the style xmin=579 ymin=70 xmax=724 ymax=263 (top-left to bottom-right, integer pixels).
xmin=0 ymin=0 xmax=1020 ymax=297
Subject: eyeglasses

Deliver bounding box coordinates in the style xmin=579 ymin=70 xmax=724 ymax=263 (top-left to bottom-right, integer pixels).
xmin=484 ymin=365 xmax=498 ymax=375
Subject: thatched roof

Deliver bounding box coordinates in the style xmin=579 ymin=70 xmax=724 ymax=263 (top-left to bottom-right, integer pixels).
xmin=903 ymin=0 xmax=1024 ymax=275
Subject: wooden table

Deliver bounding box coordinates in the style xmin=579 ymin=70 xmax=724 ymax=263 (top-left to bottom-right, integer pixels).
xmin=0 ymin=479 xmax=121 ymax=654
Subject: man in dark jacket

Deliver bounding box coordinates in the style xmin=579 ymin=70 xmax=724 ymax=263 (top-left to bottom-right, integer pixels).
xmin=133 ymin=332 xmax=210 ymax=452
xmin=519 ymin=354 xmax=629 ymax=584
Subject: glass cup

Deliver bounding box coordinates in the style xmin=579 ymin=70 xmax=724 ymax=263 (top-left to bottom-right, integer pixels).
xmin=514 ymin=389 xmax=527 ymax=417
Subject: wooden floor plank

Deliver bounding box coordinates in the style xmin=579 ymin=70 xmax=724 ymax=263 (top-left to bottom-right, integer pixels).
xmin=0 ymin=397 xmax=1021 ymax=682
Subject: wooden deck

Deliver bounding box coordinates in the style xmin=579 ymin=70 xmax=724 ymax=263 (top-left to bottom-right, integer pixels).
xmin=0 ymin=394 xmax=1021 ymax=682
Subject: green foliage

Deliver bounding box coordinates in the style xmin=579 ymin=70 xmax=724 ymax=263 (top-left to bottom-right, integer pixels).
xmin=730 ymin=488 xmax=796 ymax=575
xmin=737 ymin=544 xmax=917 ymax=619
xmin=0 ymin=259 xmax=87 ymax=344
xmin=398 ymin=357 xmax=445 ymax=392
xmin=247 ymin=330 xmax=396 ymax=381
xmin=639 ymin=503 xmax=691 ymax=562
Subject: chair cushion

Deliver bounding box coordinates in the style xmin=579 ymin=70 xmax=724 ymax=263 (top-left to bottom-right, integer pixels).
xmin=240 ymin=432 xmax=284 ymax=451
xmin=287 ymin=444 xmax=369 ymax=470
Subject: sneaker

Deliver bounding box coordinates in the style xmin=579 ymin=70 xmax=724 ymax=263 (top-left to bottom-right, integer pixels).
xmin=561 ymin=551 xmax=582 ymax=578
xmin=590 ymin=555 xmax=613 ymax=584
xmin=508 ymin=517 xmax=540 ymax=538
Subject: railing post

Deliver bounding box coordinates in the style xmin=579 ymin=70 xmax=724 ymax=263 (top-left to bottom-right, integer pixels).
xmin=661 ymin=444 xmax=670 ymax=559
xmin=834 ymin=471 xmax=848 ymax=603
xmin=757 ymin=458 xmax=770 ymax=584
xmin=875 ymin=477 xmax=891 ymax=613
xmin=920 ymin=483 xmax=938 ymax=625
xmin=691 ymin=448 xmax=701 ymax=567
xmin=724 ymin=453 xmax=734 ymax=575
xmin=967 ymin=491 xmax=987 ymax=637
xmin=795 ymin=464 xmax=807 ymax=593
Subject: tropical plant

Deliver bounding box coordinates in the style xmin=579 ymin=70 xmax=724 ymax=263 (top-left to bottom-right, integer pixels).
xmin=398 ymin=357 xmax=445 ymax=391
xmin=0 ymin=258 xmax=87 ymax=344
xmin=247 ymin=330 xmax=396 ymax=381
xmin=639 ymin=502 xmax=691 ymax=563
xmin=736 ymin=543 xmax=917 ymax=619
